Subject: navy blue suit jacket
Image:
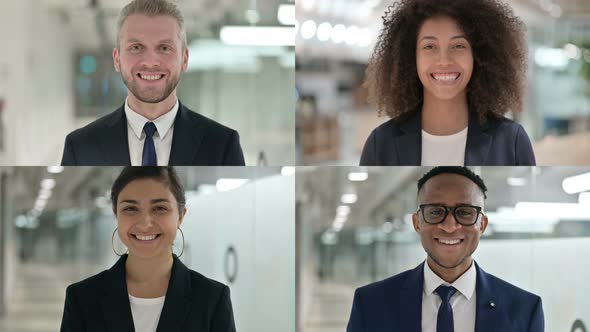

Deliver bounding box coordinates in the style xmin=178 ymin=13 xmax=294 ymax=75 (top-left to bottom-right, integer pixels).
xmin=61 ymin=102 xmax=245 ymax=166
xmin=347 ymin=262 xmax=544 ymax=332
xmin=60 ymin=254 xmax=236 ymax=332
xmin=360 ymin=112 xmax=536 ymax=166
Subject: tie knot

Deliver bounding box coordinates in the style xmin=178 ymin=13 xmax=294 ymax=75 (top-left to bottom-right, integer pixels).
xmin=143 ymin=122 xmax=157 ymax=137
xmin=435 ymin=285 xmax=457 ymax=303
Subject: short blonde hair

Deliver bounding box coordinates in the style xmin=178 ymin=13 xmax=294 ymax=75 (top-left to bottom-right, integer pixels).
xmin=116 ymin=0 xmax=187 ymax=48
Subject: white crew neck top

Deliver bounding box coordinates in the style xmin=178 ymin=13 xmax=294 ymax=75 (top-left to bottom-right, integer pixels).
xmin=128 ymin=294 xmax=166 ymax=332
xmin=421 ymin=127 xmax=468 ymax=166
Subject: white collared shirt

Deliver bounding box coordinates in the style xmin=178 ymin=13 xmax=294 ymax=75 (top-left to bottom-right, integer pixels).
xmin=422 ymin=260 xmax=477 ymax=332
xmin=124 ymin=99 xmax=178 ymax=166
xmin=421 ymin=127 xmax=468 ymax=166
xmin=129 ymin=294 xmax=165 ymax=332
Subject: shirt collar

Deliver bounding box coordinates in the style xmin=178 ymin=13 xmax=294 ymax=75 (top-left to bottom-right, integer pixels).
xmin=124 ymin=98 xmax=179 ymax=140
xmin=423 ymin=259 xmax=476 ymax=301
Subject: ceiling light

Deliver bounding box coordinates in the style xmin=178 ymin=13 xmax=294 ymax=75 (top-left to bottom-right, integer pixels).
xmin=277 ymin=4 xmax=295 ymax=25
xmin=562 ymin=172 xmax=590 ymax=194
xmin=300 ymin=20 xmax=317 ymax=40
xmin=281 ymin=167 xmax=295 ymax=176
xmin=341 ymin=193 xmax=357 ymax=204
xmin=506 ymin=177 xmax=526 ymax=186
xmin=345 ymin=26 xmax=359 ymax=46
xmin=47 ymin=166 xmax=64 ymax=174
xmin=220 ymin=26 xmax=295 ymax=46
xmin=216 ymin=178 xmax=249 ymax=192
xmin=348 ymin=172 xmax=368 ymax=182
xmin=331 ymin=24 xmax=346 ymax=44
xmin=41 ymin=178 xmax=56 ymax=190
xmin=316 ymin=22 xmax=332 ymax=42
xmin=336 ymin=205 xmax=351 ymax=216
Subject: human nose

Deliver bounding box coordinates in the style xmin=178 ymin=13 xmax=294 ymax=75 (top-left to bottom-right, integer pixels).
xmin=135 ymin=211 xmax=155 ymax=228
xmin=140 ymin=49 xmax=161 ymax=68
xmin=437 ymin=210 xmax=461 ymax=232
xmin=436 ymin=48 xmax=453 ymax=66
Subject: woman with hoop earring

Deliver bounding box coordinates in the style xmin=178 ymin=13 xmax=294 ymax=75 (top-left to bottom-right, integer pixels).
xmin=60 ymin=167 xmax=236 ymax=332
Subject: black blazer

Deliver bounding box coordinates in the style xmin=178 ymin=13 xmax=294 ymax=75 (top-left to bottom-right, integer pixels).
xmin=60 ymin=254 xmax=236 ymax=332
xmin=360 ymin=111 xmax=536 ymax=166
xmin=61 ymin=102 xmax=245 ymax=166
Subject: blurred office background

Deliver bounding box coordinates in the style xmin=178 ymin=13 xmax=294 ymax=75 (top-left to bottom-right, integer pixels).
xmin=0 ymin=166 xmax=295 ymax=332
xmin=297 ymin=166 xmax=590 ymax=332
xmin=295 ymin=0 xmax=590 ymax=165
xmin=0 ymin=0 xmax=295 ymax=166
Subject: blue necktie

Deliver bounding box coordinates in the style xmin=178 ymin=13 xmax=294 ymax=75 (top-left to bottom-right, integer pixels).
xmin=435 ymin=285 xmax=457 ymax=332
xmin=142 ymin=122 xmax=157 ymax=166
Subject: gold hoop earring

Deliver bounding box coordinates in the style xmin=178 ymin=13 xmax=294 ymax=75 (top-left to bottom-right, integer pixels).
xmin=176 ymin=227 xmax=185 ymax=258
xmin=111 ymin=228 xmax=128 ymax=256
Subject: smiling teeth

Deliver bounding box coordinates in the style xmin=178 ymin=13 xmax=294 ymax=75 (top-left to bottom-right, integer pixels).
xmin=140 ymin=74 xmax=162 ymax=81
xmin=433 ymin=74 xmax=459 ymax=81
xmin=439 ymin=239 xmax=461 ymax=245
xmin=135 ymin=234 xmax=157 ymax=241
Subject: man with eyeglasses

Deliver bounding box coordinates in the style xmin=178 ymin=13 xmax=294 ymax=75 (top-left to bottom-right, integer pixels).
xmin=347 ymin=166 xmax=544 ymax=332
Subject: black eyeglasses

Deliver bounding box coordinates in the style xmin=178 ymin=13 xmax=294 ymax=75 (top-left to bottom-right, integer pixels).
xmin=417 ymin=204 xmax=483 ymax=226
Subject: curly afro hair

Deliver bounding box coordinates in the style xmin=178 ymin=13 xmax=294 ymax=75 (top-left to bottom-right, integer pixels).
xmin=365 ymin=0 xmax=527 ymax=124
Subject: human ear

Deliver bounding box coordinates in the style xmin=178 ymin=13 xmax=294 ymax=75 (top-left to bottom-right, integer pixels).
xmin=113 ymin=48 xmax=121 ymax=72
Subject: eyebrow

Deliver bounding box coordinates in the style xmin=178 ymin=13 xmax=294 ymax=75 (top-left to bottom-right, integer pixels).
xmin=420 ymin=202 xmax=476 ymax=206
xmin=157 ymin=39 xmax=176 ymax=45
xmin=420 ymin=35 xmax=468 ymax=41
xmin=125 ymin=38 xmax=176 ymax=44
xmin=119 ymin=198 xmax=171 ymax=204
xmin=125 ymin=38 xmax=143 ymax=44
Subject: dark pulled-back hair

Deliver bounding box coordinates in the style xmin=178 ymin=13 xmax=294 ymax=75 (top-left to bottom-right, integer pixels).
xmin=111 ymin=166 xmax=186 ymax=213
xmin=417 ymin=166 xmax=488 ymax=199
xmin=366 ymin=0 xmax=526 ymax=124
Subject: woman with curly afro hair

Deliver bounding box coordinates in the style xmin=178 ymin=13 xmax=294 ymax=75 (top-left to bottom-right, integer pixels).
xmin=360 ymin=0 xmax=536 ymax=166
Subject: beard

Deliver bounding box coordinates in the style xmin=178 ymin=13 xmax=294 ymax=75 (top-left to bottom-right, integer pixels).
xmin=120 ymin=65 xmax=181 ymax=104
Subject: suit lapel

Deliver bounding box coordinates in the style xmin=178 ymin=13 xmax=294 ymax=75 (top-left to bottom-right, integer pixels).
xmin=474 ymin=262 xmax=500 ymax=332
xmin=168 ymin=103 xmax=205 ymax=165
xmin=156 ymin=255 xmax=192 ymax=331
xmin=464 ymin=113 xmax=492 ymax=165
xmin=395 ymin=263 xmax=424 ymax=332
xmin=396 ymin=113 xmax=422 ymax=165
xmin=100 ymin=106 xmax=131 ymax=165
xmin=101 ymin=255 xmax=135 ymax=332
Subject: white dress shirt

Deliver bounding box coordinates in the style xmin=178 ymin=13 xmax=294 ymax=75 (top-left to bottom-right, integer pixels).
xmin=421 ymin=127 xmax=468 ymax=166
xmin=125 ymin=99 xmax=178 ymax=166
xmin=128 ymin=294 xmax=165 ymax=332
xmin=422 ymin=260 xmax=477 ymax=332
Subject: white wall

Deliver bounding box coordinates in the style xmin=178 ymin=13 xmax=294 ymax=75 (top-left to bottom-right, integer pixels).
xmin=0 ymin=0 xmax=77 ymax=165
xmin=179 ymin=57 xmax=296 ymax=166
xmin=181 ymin=174 xmax=295 ymax=332
xmin=0 ymin=168 xmax=16 ymax=316
xmin=477 ymin=238 xmax=590 ymax=332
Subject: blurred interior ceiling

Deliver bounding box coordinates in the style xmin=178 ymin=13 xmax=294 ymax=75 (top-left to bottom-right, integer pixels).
xmin=295 ymin=0 xmax=590 ymax=62
xmin=41 ymin=0 xmax=292 ymax=50
xmin=297 ymin=0 xmax=590 ymax=25
xmin=297 ymin=167 xmax=422 ymax=232
xmin=10 ymin=166 xmax=281 ymax=216
xmin=298 ymin=167 xmax=590 ymax=232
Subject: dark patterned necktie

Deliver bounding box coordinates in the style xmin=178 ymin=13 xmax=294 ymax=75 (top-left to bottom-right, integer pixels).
xmin=435 ymin=285 xmax=457 ymax=332
xmin=142 ymin=122 xmax=157 ymax=166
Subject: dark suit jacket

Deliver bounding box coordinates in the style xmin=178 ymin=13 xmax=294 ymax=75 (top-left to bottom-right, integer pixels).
xmin=61 ymin=102 xmax=245 ymax=166
xmin=360 ymin=112 xmax=536 ymax=166
xmin=347 ymin=262 xmax=544 ymax=332
xmin=60 ymin=254 xmax=236 ymax=332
